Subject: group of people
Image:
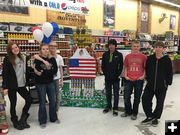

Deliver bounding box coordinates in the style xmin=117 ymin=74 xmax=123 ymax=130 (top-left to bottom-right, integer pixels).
xmin=2 ymin=41 xmax=64 ymax=129
xmin=1 ymin=38 xmax=173 ymax=130
xmin=102 ymin=39 xmax=173 ymax=127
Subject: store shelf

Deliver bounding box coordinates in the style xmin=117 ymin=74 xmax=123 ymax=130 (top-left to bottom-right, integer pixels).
xmin=94 ymin=50 xmax=107 ymax=52
xmin=56 ymin=41 xmax=71 ymax=43
xmin=63 ymin=34 xmax=73 ymax=36
xmin=59 ymin=49 xmax=71 ymax=51
xmin=93 ymin=43 xmax=106 ymax=44
xmin=19 ymin=45 xmax=40 ymax=47
xmin=0 ymin=38 xmax=8 ymax=40
xmin=8 ymin=38 xmax=34 ymax=40
xmin=6 ymin=31 xmax=32 ymax=34
xmin=0 ymin=52 xmax=7 ymax=54
xmin=0 ymin=44 xmax=7 ymax=45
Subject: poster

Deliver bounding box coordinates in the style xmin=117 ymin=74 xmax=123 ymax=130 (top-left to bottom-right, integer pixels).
xmin=141 ymin=12 xmax=148 ymax=22
xmin=0 ymin=0 xmax=29 ymax=14
xmin=170 ymin=15 xmax=176 ymax=30
xmin=103 ymin=0 xmax=115 ymax=28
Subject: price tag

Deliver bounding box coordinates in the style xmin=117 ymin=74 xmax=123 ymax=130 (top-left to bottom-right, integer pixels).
xmin=0 ymin=32 xmax=4 ymax=38
xmin=58 ymin=34 xmax=65 ymax=39
xmin=28 ymin=40 xmax=35 ymax=43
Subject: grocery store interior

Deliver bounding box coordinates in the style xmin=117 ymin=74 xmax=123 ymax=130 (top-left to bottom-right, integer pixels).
xmin=0 ymin=0 xmax=180 ymax=135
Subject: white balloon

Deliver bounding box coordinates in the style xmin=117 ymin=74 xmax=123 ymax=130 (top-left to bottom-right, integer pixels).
xmin=42 ymin=22 xmax=53 ymax=37
xmin=33 ymin=29 xmax=44 ymax=43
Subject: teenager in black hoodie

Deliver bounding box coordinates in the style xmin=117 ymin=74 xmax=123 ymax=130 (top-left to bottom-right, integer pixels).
xmin=141 ymin=41 xmax=173 ymax=126
xmin=101 ymin=39 xmax=123 ymax=116
xmin=34 ymin=45 xmax=59 ymax=128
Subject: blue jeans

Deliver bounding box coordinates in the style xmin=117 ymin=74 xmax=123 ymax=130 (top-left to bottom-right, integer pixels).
xmin=53 ymin=79 xmax=61 ymax=111
xmin=124 ymin=80 xmax=144 ymax=115
xmin=36 ymin=82 xmax=57 ymax=125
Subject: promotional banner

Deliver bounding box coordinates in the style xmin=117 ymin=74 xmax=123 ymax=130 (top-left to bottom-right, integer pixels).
xmin=47 ymin=10 xmax=86 ymax=26
xmin=9 ymin=0 xmax=89 ymax=15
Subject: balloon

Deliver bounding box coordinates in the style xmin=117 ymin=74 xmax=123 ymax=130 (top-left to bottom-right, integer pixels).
xmin=51 ymin=22 xmax=59 ymax=35
xmin=42 ymin=35 xmax=52 ymax=44
xmin=42 ymin=22 xmax=53 ymax=37
xmin=32 ymin=27 xmax=40 ymax=32
xmin=33 ymin=29 xmax=44 ymax=43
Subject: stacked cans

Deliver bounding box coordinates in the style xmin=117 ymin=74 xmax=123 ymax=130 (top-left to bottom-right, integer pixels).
xmin=70 ymin=78 xmax=95 ymax=98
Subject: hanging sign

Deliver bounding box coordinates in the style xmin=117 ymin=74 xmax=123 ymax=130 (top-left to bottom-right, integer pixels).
xmin=11 ymin=0 xmax=89 ymax=15
xmin=47 ymin=10 xmax=86 ymax=26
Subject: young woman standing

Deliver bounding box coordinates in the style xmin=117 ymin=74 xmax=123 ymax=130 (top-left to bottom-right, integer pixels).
xmin=2 ymin=43 xmax=32 ymax=130
xmin=33 ymin=45 xmax=59 ymax=128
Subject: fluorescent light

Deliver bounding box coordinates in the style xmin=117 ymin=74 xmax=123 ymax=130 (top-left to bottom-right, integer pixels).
xmin=154 ymin=0 xmax=180 ymax=8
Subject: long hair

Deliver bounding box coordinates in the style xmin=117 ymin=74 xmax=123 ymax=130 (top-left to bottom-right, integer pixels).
xmin=7 ymin=42 xmax=23 ymax=66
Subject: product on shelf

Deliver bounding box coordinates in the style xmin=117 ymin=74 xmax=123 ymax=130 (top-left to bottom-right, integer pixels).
xmin=73 ymin=26 xmax=92 ymax=48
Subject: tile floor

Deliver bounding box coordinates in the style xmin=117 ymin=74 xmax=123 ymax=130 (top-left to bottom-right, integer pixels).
xmin=4 ymin=74 xmax=180 ymax=135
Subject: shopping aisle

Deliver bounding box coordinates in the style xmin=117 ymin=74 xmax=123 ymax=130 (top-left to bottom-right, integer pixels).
xmin=5 ymin=74 xmax=180 ymax=135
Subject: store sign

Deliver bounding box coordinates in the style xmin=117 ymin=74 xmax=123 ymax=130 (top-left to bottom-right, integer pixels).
xmin=11 ymin=0 xmax=89 ymax=15
xmin=47 ymin=10 xmax=86 ymax=26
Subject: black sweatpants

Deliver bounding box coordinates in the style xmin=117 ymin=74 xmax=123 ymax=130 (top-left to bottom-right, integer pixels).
xmin=142 ymin=87 xmax=167 ymax=119
xmin=105 ymin=80 xmax=120 ymax=110
xmin=8 ymin=87 xmax=33 ymax=121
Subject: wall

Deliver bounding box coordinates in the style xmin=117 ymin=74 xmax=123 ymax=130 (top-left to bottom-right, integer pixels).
xmin=85 ymin=0 xmax=138 ymax=31
xmin=151 ymin=4 xmax=179 ymax=35
xmin=0 ymin=0 xmax=179 ymax=35
xmin=0 ymin=7 xmax=46 ymax=24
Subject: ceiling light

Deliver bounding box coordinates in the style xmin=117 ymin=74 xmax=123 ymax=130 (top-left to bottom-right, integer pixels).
xmin=154 ymin=0 xmax=180 ymax=8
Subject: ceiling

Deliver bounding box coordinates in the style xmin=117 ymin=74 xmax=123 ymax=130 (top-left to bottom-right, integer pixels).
xmin=164 ymin=0 xmax=180 ymax=5
xmin=141 ymin=0 xmax=180 ymax=8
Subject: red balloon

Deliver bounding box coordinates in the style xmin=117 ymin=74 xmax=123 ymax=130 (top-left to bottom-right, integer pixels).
xmin=32 ymin=27 xmax=41 ymax=32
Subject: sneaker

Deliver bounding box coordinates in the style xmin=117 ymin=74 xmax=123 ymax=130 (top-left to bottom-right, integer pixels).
xmin=141 ymin=118 xmax=154 ymax=125
xmin=131 ymin=114 xmax=137 ymax=120
xmin=103 ymin=108 xmax=111 ymax=114
xmin=121 ymin=113 xmax=131 ymax=117
xmin=55 ymin=119 xmax=60 ymax=124
xmin=113 ymin=110 xmax=118 ymax=117
xmin=151 ymin=119 xmax=159 ymax=127
xmin=40 ymin=124 xmax=46 ymax=129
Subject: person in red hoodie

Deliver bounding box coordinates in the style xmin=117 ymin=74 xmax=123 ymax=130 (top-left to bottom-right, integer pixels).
xmin=121 ymin=41 xmax=147 ymax=120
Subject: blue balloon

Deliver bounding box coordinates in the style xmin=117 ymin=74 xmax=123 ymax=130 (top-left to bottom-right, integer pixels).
xmin=42 ymin=35 xmax=52 ymax=44
xmin=51 ymin=22 xmax=59 ymax=35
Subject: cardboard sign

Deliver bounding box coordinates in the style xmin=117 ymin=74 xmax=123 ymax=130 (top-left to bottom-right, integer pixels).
xmin=47 ymin=10 xmax=86 ymax=26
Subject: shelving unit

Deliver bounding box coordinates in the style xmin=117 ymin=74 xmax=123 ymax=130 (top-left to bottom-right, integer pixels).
xmin=53 ymin=34 xmax=73 ymax=80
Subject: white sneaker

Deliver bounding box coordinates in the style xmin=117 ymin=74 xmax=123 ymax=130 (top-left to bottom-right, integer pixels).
xmin=40 ymin=124 xmax=46 ymax=129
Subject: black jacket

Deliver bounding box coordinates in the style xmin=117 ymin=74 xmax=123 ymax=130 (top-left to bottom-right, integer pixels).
xmin=102 ymin=50 xmax=123 ymax=82
xmin=34 ymin=57 xmax=57 ymax=84
xmin=145 ymin=54 xmax=173 ymax=92
xmin=2 ymin=55 xmax=30 ymax=89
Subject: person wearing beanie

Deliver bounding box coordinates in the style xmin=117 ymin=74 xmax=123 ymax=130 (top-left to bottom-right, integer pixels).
xmin=141 ymin=41 xmax=173 ymax=126
xmin=102 ymin=39 xmax=123 ymax=116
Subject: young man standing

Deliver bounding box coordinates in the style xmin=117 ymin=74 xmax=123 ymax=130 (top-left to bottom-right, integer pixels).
xmin=141 ymin=41 xmax=173 ymax=126
xmin=121 ymin=41 xmax=146 ymax=120
xmin=102 ymin=39 xmax=123 ymax=116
